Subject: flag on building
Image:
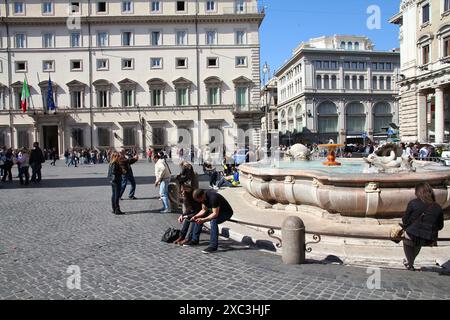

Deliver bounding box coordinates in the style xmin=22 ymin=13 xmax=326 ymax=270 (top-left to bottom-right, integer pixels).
xmin=20 ymin=78 xmax=30 ymax=113
xmin=47 ymin=75 xmax=56 ymax=111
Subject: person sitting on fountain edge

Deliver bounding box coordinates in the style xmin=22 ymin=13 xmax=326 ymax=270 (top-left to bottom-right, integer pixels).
xmin=186 ymin=189 xmax=234 ymax=254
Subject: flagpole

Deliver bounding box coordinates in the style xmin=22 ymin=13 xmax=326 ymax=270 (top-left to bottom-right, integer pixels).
xmin=36 ymin=72 xmax=41 ymax=113
xmin=25 ymin=73 xmax=35 ymax=113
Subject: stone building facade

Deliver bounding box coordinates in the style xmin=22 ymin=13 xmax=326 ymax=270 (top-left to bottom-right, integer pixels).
xmin=0 ymin=0 xmax=264 ymax=157
xmin=274 ymin=35 xmax=400 ymax=145
xmin=390 ymin=0 xmax=450 ymax=143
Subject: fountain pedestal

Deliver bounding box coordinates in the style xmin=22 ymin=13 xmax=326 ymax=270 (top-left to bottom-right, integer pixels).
xmin=318 ymin=144 xmax=344 ymax=166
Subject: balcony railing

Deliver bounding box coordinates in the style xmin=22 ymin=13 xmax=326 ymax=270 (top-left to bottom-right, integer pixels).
xmin=222 ymin=5 xmax=264 ymax=15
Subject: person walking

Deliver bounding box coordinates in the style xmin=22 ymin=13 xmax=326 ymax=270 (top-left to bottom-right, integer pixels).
xmin=108 ymin=152 xmax=124 ymax=215
xmin=119 ymin=149 xmax=139 ymax=200
xmin=50 ymin=148 xmax=58 ymax=166
xmin=186 ymin=189 xmax=234 ymax=253
xmin=402 ymin=183 xmax=444 ymax=271
xmin=29 ymin=142 xmax=45 ymax=183
xmin=153 ymin=151 xmax=172 ymax=213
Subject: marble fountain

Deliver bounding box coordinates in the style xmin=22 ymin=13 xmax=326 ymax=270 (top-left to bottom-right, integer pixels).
xmin=239 ymin=143 xmax=450 ymax=219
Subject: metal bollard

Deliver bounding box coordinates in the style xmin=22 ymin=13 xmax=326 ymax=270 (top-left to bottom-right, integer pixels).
xmin=281 ymin=216 xmax=305 ymax=264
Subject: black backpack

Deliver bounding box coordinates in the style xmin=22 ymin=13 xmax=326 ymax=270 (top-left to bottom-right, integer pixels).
xmin=161 ymin=227 xmax=180 ymax=243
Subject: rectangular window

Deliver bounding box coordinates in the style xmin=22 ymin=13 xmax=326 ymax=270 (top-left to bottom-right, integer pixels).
xmin=123 ymin=127 xmax=136 ymax=146
xmin=97 ymin=32 xmax=108 ymax=47
xmin=236 ymin=87 xmax=247 ymax=106
xmin=152 ymin=127 xmax=165 ymax=146
xmin=97 ymin=91 xmax=108 ymax=108
xmin=70 ymin=2 xmax=80 ymax=13
xmin=122 ymin=58 xmax=133 ymax=70
xmin=444 ymin=36 xmax=450 ymax=57
xmin=176 ymin=88 xmax=188 ymax=105
xmin=97 ymin=1 xmax=107 ymax=13
xmin=206 ymin=30 xmax=216 ymax=45
xmin=445 ymin=0 xmax=450 ymax=12
xmin=15 ymin=61 xmax=27 ymax=72
xmin=122 ymin=1 xmax=132 ymax=13
xmin=351 ymin=62 xmax=358 ymax=70
xmin=71 ymin=91 xmax=82 ymax=109
xmin=422 ymin=3 xmax=430 ymax=24
xmin=151 ymin=89 xmax=162 ymax=106
xmin=422 ymin=44 xmax=430 ymax=64
xmin=331 ymin=61 xmax=337 ymax=69
xmin=150 ymin=58 xmax=162 ymax=69
xmin=236 ymin=56 xmax=247 ymax=67
xmin=386 ymin=62 xmax=392 ymax=70
xmin=43 ymin=60 xmax=54 ymax=72
xmin=207 ymin=57 xmax=218 ymax=68
xmin=206 ymin=1 xmax=215 ymax=11
xmin=96 ymin=59 xmax=109 ymax=70
xmin=236 ymin=0 xmax=245 ymax=13
xmin=97 ymin=127 xmax=110 ymax=146
xmin=378 ymin=62 xmax=385 ymax=70
xmin=176 ymin=30 xmax=187 ymax=45
xmin=71 ymin=33 xmax=81 ymax=47
xmin=70 ymin=60 xmax=82 ymax=71
xmin=151 ymin=1 xmax=160 ymax=12
xmin=151 ymin=31 xmax=161 ymax=46
xmin=122 ymin=31 xmax=132 ymax=46
xmin=122 ymin=90 xmax=133 ymax=107
xmin=14 ymin=2 xmax=24 ymax=14
xmin=176 ymin=1 xmax=185 ymax=12
xmin=17 ymin=130 xmax=29 ymax=148
xmin=323 ymin=61 xmax=330 ymax=69
xmin=15 ymin=34 xmax=26 ymax=48
xmin=42 ymin=2 xmax=53 ymax=14
xmin=43 ymin=33 xmax=54 ymax=48
xmin=236 ymin=31 xmax=245 ymax=45
xmin=371 ymin=62 xmax=378 ymax=70
xmin=208 ymin=87 xmax=219 ymax=105
xmin=71 ymin=128 xmax=84 ymax=146
xmin=176 ymin=58 xmax=187 ymax=68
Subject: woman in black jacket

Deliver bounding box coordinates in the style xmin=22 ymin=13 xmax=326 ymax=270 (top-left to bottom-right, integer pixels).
xmin=108 ymin=152 xmax=124 ymax=215
xmin=402 ymin=183 xmax=444 ymax=270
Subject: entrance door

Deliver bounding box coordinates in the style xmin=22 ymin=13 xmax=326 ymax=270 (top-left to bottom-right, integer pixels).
xmin=43 ymin=125 xmax=59 ymax=153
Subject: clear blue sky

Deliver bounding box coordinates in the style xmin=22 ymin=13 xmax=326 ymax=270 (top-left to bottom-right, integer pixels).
xmin=260 ymin=0 xmax=400 ymax=77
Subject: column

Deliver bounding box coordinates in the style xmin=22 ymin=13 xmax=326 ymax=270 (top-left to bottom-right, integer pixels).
xmin=366 ymin=101 xmax=373 ymax=141
xmin=417 ymin=93 xmax=427 ymax=142
xmin=435 ymin=87 xmax=445 ymax=143
xmin=338 ymin=100 xmax=346 ymax=143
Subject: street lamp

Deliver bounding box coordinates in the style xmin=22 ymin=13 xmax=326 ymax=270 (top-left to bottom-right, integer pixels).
xmin=262 ymin=61 xmax=270 ymax=158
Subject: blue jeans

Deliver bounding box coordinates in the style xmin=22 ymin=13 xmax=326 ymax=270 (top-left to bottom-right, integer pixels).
xmin=159 ymin=178 xmax=171 ymax=210
xmin=192 ymin=210 xmax=233 ymax=249
xmin=120 ymin=174 xmax=136 ymax=198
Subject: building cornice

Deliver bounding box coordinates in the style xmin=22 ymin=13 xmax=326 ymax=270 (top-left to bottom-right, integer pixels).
xmin=0 ymin=13 xmax=265 ymax=26
xmin=399 ymin=65 xmax=450 ymax=86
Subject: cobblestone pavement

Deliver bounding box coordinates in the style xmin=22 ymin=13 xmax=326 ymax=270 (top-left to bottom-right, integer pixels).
xmin=0 ymin=161 xmax=449 ymax=300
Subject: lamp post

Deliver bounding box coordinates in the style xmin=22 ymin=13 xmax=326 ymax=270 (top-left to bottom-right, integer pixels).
xmin=262 ymin=61 xmax=270 ymax=158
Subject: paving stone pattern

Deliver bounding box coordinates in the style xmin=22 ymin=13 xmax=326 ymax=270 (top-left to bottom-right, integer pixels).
xmin=0 ymin=161 xmax=449 ymax=300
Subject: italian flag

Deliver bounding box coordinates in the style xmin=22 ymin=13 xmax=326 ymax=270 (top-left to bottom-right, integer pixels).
xmin=21 ymin=79 xmax=30 ymax=113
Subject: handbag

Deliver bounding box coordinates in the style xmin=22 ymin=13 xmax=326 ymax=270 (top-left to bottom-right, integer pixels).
xmin=390 ymin=224 xmax=404 ymax=243
xmin=161 ymin=227 xmax=180 ymax=243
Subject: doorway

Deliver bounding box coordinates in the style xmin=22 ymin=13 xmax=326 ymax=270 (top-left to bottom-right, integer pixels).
xmin=43 ymin=125 xmax=59 ymax=153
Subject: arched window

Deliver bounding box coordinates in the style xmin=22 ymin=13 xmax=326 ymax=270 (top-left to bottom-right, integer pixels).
xmin=354 ymin=42 xmax=360 ymax=50
xmin=324 ymin=75 xmax=330 ymax=89
xmin=372 ymin=76 xmax=378 ymax=90
xmin=316 ymin=75 xmax=322 ymax=89
xmin=373 ymin=102 xmax=392 ymax=134
xmin=359 ymin=76 xmax=365 ymax=90
xmin=318 ymin=101 xmax=338 ymax=133
xmin=280 ymin=110 xmax=286 ymax=133
xmin=340 ymin=41 xmax=346 ymax=49
xmin=379 ymin=76 xmax=385 ymax=90
xmin=347 ymin=42 xmax=353 ymax=50
xmin=288 ymin=107 xmax=294 ymax=132
xmin=346 ymin=102 xmax=366 ymax=133
xmin=296 ymin=104 xmax=303 ymax=132
xmin=352 ymin=76 xmax=358 ymax=90
xmin=331 ymin=75 xmax=337 ymax=89
xmin=344 ymin=75 xmax=350 ymax=89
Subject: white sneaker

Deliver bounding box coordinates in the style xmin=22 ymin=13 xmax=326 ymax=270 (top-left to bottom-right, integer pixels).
xmin=213 ymin=186 xmax=219 ymax=190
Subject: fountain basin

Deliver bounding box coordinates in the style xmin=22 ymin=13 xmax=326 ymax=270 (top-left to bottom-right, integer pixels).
xmin=239 ymin=159 xmax=450 ymax=218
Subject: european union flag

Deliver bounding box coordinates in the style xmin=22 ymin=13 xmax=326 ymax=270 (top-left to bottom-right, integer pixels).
xmin=47 ymin=75 xmax=56 ymax=111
